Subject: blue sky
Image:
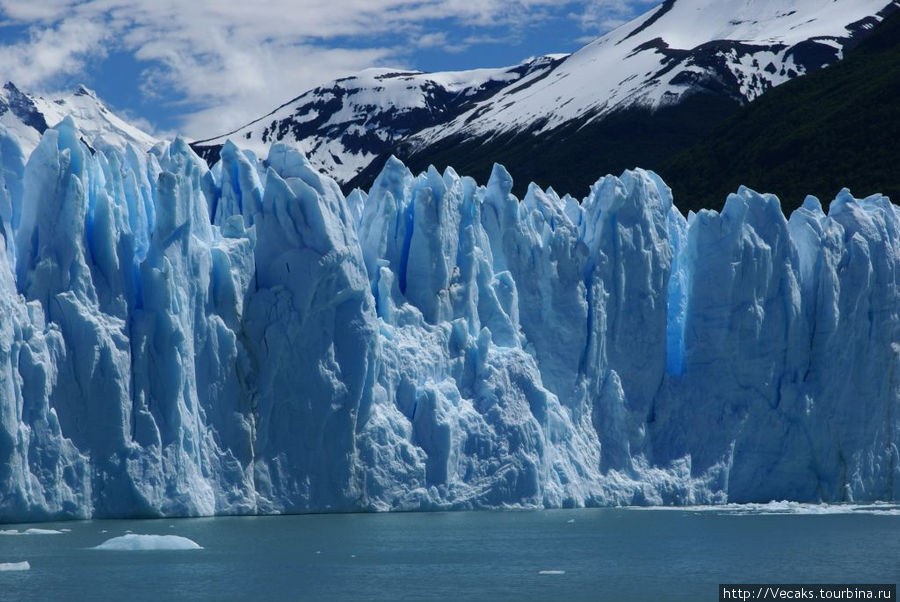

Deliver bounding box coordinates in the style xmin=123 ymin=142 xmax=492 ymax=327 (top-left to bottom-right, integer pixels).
xmin=0 ymin=1 xmax=660 ymax=139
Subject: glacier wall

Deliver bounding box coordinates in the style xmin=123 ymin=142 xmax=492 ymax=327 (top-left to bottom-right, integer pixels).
xmin=0 ymin=120 xmax=898 ymax=522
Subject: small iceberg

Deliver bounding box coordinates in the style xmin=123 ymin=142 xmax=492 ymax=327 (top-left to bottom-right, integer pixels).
xmin=0 ymin=528 xmax=64 ymax=535
xmin=538 ymin=570 xmax=566 ymax=575
xmin=0 ymin=562 xmax=30 ymax=571
xmin=93 ymin=534 xmax=202 ymax=551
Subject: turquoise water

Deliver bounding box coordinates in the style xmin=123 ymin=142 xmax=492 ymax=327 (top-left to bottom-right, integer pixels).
xmin=1 ymin=506 xmax=898 ymax=601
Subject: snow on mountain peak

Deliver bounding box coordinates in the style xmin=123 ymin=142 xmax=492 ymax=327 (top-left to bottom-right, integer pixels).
xmin=190 ymin=0 xmax=898 ymax=189
xmin=73 ymin=84 xmax=97 ymax=98
xmin=0 ymin=82 xmax=157 ymax=157
xmin=410 ymin=0 xmax=899 ymax=146
xmin=191 ymin=55 xmax=567 ymax=183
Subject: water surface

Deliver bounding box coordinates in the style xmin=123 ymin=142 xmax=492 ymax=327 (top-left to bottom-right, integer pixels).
xmin=1 ymin=505 xmax=898 ymax=601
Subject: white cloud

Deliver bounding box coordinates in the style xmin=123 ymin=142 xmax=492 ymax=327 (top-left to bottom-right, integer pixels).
xmin=572 ymin=0 xmax=660 ymax=35
xmin=0 ymin=0 xmax=660 ymax=137
xmin=0 ymin=18 xmax=109 ymax=89
xmin=416 ymin=32 xmax=449 ymax=49
xmin=0 ymin=0 xmax=74 ymax=21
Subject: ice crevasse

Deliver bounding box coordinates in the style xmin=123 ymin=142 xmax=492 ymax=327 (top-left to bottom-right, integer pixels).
xmin=0 ymin=118 xmax=898 ymax=522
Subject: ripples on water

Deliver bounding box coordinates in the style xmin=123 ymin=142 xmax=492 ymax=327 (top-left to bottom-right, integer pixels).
xmin=1 ymin=506 xmax=898 ymax=601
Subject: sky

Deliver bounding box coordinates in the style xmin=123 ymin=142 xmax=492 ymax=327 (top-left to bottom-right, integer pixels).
xmin=0 ymin=1 xmax=660 ymax=140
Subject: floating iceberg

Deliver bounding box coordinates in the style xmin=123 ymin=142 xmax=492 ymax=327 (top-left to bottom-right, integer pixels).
xmin=93 ymin=534 xmax=202 ymax=551
xmin=0 ymin=561 xmax=30 ymax=571
xmin=0 ymin=119 xmax=898 ymax=522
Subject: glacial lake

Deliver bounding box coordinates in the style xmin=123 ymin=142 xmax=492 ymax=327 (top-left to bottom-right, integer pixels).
xmin=1 ymin=505 xmax=898 ymax=601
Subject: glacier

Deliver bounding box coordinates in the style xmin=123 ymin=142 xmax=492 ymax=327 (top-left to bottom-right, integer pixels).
xmin=0 ymin=118 xmax=898 ymax=522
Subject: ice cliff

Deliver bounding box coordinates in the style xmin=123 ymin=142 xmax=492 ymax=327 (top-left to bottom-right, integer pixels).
xmin=1 ymin=120 xmax=898 ymax=522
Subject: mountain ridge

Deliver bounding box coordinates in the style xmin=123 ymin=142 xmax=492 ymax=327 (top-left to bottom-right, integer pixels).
xmin=192 ymin=0 xmax=900 ymax=196
xmin=189 ymin=56 xmax=566 ymax=182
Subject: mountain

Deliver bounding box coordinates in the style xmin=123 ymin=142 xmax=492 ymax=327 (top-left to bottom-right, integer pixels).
xmin=0 ymin=82 xmax=156 ymax=155
xmin=660 ymin=4 xmax=900 ymax=214
xmin=2 ymin=119 xmax=899 ymax=521
xmin=193 ymin=0 xmax=899 ymax=198
xmin=407 ymin=0 xmax=896 ymax=144
xmin=190 ymin=56 xmax=564 ymax=184
xmin=366 ymin=0 xmax=900 ymax=196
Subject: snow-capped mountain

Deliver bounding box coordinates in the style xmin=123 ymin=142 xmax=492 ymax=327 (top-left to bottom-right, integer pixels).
xmin=410 ymin=0 xmax=899 ymax=147
xmin=190 ymin=56 xmax=564 ymax=184
xmin=0 ymin=82 xmax=156 ymax=155
xmin=661 ymin=4 xmax=900 ymax=213
xmin=193 ymin=0 xmax=899 ymax=189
